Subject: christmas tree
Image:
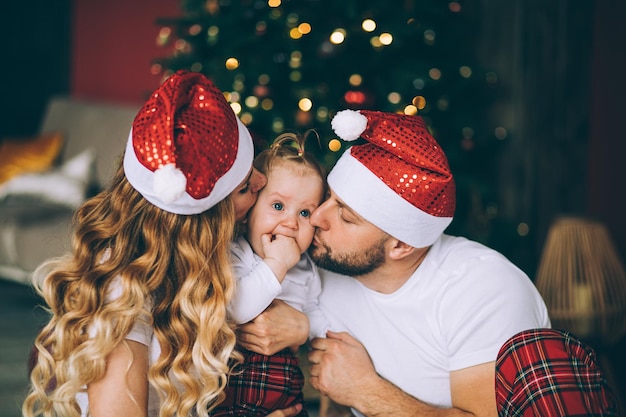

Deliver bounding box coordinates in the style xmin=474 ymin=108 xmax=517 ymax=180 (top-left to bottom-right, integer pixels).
xmin=153 ymin=0 xmax=502 ymax=244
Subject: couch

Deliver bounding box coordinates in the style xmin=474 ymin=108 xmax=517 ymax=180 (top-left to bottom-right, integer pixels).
xmin=0 ymin=97 xmax=140 ymax=284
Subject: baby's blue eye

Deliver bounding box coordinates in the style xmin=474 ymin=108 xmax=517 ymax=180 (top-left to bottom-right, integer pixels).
xmin=300 ymin=209 xmax=311 ymax=218
xmin=272 ymin=202 xmax=284 ymax=211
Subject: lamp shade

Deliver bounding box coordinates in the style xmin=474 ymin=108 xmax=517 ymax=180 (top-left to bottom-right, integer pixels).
xmin=535 ymin=217 xmax=626 ymax=345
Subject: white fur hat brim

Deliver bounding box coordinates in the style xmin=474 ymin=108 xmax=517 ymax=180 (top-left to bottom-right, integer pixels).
xmin=328 ymin=148 xmax=453 ymax=248
xmin=123 ymin=117 xmax=253 ymax=215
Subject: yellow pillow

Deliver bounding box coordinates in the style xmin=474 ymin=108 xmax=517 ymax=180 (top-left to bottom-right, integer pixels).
xmin=0 ymin=132 xmax=64 ymax=185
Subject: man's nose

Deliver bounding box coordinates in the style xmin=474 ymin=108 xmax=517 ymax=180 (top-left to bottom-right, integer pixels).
xmin=310 ymin=201 xmax=330 ymax=229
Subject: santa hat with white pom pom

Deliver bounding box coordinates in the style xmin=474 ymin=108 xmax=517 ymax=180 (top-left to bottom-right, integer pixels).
xmin=123 ymin=70 xmax=254 ymax=215
xmin=329 ymin=109 xmax=456 ymax=248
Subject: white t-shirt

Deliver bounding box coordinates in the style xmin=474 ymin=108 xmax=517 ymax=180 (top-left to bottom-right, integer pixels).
xmin=318 ymin=234 xmax=551 ymax=415
xmin=229 ymin=235 xmax=330 ymax=339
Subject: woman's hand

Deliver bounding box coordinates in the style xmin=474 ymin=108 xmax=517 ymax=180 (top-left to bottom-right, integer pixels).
xmin=237 ymin=300 xmax=309 ymax=355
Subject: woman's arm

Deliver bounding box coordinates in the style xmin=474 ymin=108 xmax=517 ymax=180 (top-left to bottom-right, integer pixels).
xmin=87 ymin=340 xmax=149 ymax=417
xmin=236 ymin=300 xmax=309 ymax=355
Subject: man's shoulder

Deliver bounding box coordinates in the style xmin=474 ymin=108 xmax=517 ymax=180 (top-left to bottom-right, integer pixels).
xmin=427 ymin=234 xmax=524 ymax=278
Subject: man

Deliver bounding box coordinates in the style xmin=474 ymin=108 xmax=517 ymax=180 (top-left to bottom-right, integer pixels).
xmin=240 ymin=109 xmax=551 ymax=417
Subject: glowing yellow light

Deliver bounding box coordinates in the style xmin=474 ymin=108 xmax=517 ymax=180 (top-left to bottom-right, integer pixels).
xmin=261 ymin=98 xmax=274 ymax=110
xmin=387 ymin=92 xmax=401 ymax=104
xmin=159 ymin=27 xmax=171 ymax=37
xmin=298 ymin=98 xmax=313 ymax=111
xmin=404 ymin=105 xmax=418 ymax=115
xmin=330 ymin=29 xmax=346 ymax=44
xmin=298 ymin=23 xmax=312 ymax=34
xmin=208 ymin=26 xmax=219 ymax=37
xmin=245 ymin=96 xmax=259 ymax=108
xmin=459 ymin=66 xmax=472 ymax=78
xmin=230 ymin=102 xmax=242 ymax=114
xmin=424 ymin=29 xmax=436 ymax=45
xmin=268 ymin=0 xmax=281 ymax=7
xmin=240 ymin=112 xmax=253 ymax=124
xmin=412 ymin=95 xmax=426 ymax=109
xmin=189 ymin=24 xmax=202 ymax=36
xmin=157 ymin=27 xmax=171 ymax=46
xmin=370 ymin=36 xmax=383 ymax=48
xmin=225 ymin=57 xmax=239 ymax=70
xmin=174 ymin=39 xmax=187 ymax=51
xmin=272 ymin=118 xmax=285 ymax=133
xmin=290 ymin=28 xmax=303 ymax=39
xmin=290 ymin=71 xmax=302 ymax=82
xmin=349 ymin=74 xmax=362 ymax=86
xmin=362 ymin=19 xmax=376 ymax=32
xmin=328 ymin=139 xmax=342 ymax=152
xmin=223 ymin=92 xmax=232 ymax=102
xmin=316 ymin=107 xmax=329 ymax=121
xmin=495 ymin=126 xmax=507 ymax=140
xmin=290 ymin=52 xmax=302 ymax=68
xmin=379 ymin=33 xmax=393 ymax=45
xmin=429 ymin=68 xmax=441 ymax=80
xmin=230 ymin=91 xmax=241 ymax=102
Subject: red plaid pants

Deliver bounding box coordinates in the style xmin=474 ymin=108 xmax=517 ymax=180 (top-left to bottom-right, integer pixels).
xmin=212 ymin=348 xmax=308 ymax=417
xmin=496 ymin=329 xmax=620 ymax=416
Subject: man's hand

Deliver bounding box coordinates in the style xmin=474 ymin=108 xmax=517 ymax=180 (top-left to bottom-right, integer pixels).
xmin=237 ymin=300 xmax=309 ymax=355
xmin=308 ymin=331 xmax=379 ymax=408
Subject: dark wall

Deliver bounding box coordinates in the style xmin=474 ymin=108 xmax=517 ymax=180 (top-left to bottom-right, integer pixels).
xmin=0 ymin=0 xmax=72 ymax=137
xmin=588 ymin=0 xmax=626 ymax=263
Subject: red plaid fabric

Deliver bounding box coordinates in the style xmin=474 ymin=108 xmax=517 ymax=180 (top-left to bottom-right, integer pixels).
xmin=495 ymin=329 xmax=620 ymax=416
xmin=212 ymin=348 xmax=308 ymax=417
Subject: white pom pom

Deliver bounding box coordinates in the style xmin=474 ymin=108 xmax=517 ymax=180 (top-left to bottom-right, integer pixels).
xmin=331 ymin=109 xmax=368 ymax=141
xmin=153 ymin=163 xmax=187 ymax=204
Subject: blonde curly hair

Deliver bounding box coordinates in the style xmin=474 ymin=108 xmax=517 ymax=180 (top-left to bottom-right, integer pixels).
xmin=23 ymin=160 xmax=241 ymax=417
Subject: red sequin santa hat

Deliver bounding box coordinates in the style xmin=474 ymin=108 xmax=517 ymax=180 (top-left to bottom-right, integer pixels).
xmin=123 ymin=70 xmax=254 ymax=214
xmin=329 ymin=109 xmax=455 ymax=248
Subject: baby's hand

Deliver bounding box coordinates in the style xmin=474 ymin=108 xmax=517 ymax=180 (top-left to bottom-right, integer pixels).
xmin=261 ymin=233 xmax=301 ymax=282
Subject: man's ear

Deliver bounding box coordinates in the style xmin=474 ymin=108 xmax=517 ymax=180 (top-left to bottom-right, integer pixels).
xmin=387 ymin=239 xmax=418 ymax=260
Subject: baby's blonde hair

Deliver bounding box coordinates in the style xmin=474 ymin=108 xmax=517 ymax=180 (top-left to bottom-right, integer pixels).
xmin=23 ymin=159 xmax=241 ymax=417
xmin=254 ymin=130 xmax=326 ymax=187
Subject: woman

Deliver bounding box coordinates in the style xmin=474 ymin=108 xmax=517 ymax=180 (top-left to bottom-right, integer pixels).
xmin=22 ymin=70 xmax=303 ymax=417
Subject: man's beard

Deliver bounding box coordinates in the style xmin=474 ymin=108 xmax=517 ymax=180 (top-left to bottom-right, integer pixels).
xmin=309 ymin=237 xmax=387 ymax=276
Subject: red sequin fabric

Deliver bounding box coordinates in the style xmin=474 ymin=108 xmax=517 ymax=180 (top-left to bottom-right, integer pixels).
xmin=352 ymin=110 xmax=456 ymax=218
xmin=131 ymin=70 xmax=239 ymax=199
